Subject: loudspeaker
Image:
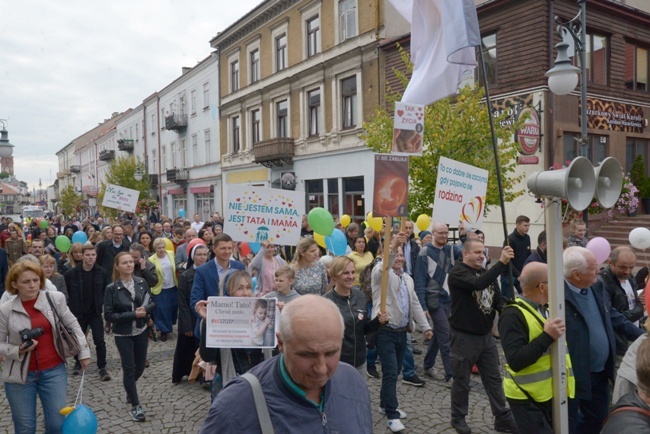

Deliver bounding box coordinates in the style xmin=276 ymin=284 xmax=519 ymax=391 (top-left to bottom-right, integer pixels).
xmin=594 ymin=157 xmax=623 ymax=208
xmin=527 ymin=156 xmax=596 ymax=211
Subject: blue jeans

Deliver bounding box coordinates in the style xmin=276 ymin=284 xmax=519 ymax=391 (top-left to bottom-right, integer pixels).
xmin=423 ymin=301 xmax=453 ymax=380
xmin=377 ymin=328 xmax=407 ymax=420
xmin=4 ymin=362 xmax=67 ymax=434
xmin=366 ymin=303 xmax=378 ymax=370
xmin=568 ymin=370 xmax=610 ymax=434
xmin=402 ymin=334 xmax=415 ymax=378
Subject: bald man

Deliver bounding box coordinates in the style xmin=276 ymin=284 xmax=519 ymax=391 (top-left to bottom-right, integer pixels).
xmin=499 ymin=262 xmax=573 ymax=434
xmin=200 ymin=295 xmax=372 ymax=433
xmin=564 ymin=246 xmax=643 ymax=433
xmin=598 ymin=246 xmax=645 ymax=355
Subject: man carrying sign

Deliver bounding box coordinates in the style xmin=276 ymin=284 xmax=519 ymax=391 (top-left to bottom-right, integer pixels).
xmin=371 ymin=232 xmax=432 ymax=433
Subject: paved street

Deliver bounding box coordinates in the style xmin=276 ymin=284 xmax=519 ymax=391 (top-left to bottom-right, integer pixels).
xmin=0 ymin=329 xmax=506 ymax=433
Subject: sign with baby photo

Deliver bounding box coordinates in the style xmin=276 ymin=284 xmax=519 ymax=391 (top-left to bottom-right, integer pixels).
xmin=205 ymin=297 xmax=279 ymax=348
xmin=373 ymin=154 xmax=409 ymax=217
xmin=392 ymin=102 xmax=425 ymax=156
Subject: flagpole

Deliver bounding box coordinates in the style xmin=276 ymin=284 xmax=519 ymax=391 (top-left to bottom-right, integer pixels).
xmin=477 ymin=46 xmax=514 ymax=299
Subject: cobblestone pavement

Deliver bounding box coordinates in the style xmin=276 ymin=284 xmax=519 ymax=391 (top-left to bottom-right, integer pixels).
xmin=0 ymin=330 xmax=508 ymax=433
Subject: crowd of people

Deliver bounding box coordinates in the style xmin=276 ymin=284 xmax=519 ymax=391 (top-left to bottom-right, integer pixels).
xmin=1 ymin=209 xmax=649 ymax=433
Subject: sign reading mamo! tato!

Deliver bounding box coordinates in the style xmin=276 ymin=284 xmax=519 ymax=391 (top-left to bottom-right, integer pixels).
xmin=583 ymin=98 xmax=645 ymax=133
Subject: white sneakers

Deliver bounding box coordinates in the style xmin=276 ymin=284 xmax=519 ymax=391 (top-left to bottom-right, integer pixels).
xmin=379 ymin=407 xmax=407 ymax=419
xmin=388 ymin=418 xmax=406 ymax=432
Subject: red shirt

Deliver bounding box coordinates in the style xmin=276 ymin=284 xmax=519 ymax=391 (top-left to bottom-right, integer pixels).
xmin=22 ymin=298 xmax=63 ymax=372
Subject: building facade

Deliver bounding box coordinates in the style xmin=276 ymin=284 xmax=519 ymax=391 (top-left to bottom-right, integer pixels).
xmin=210 ymin=0 xmax=408 ymax=222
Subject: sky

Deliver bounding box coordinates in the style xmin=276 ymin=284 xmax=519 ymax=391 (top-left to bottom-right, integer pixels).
xmin=0 ymin=0 xmax=262 ymax=192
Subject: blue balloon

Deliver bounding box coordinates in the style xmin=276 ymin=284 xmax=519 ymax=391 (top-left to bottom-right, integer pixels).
xmin=249 ymin=242 xmax=261 ymax=254
xmin=251 ymin=276 xmax=257 ymax=292
xmin=71 ymin=231 xmax=88 ymax=244
xmin=179 ymin=208 xmax=186 ymax=218
xmin=63 ymin=404 xmax=98 ymax=434
xmin=325 ymin=228 xmax=347 ymax=256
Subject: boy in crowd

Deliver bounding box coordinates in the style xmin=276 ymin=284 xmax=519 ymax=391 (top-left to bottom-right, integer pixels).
xmin=264 ymin=266 xmax=301 ymax=307
xmin=567 ymin=219 xmax=588 ymax=248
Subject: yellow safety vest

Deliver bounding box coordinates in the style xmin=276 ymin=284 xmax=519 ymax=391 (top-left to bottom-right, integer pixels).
xmin=503 ymin=299 xmax=575 ymax=402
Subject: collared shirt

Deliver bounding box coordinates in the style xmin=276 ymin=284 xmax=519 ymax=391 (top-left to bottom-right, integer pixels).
xmin=112 ymin=242 xmax=123 ymax=249
xmin=519 ymin=295 xmax=547 ymax=319
xmin=215 ymin=258 xmax=230 ymax=281
xmin=279 ymin=354 xmax=324 ymax=411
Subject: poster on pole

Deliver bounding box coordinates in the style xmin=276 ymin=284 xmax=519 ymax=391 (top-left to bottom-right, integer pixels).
xmin=101 ymin=184 xmax=140 ymax=213
xmin=432 ymin=157 xmax=489 ymax=229
xmin=226 ymin=185 xmax=304 ymax=246
xmin=392 ymin=102 xmax=425 ymax=155
xmin=373 ymin=154 xmax=409 ymax=217
xmin=205 ymin=297 xmax=279 ymax=348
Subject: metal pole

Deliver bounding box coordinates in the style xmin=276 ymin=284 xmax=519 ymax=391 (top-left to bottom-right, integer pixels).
xmin=547 ymin=198 xmax=569 ymax=433
xmin=578 ymin=0 xmax=589 ymax=231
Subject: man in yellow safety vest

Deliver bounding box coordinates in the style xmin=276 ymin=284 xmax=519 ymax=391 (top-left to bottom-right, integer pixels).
xmin=499 ymin=262 xmax=575 ymax=434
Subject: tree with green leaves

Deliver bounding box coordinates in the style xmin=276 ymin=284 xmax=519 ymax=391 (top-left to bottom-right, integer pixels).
xmin=97 ymin=156 xmax=150 ymax=218
xmin=60 ymin=184 xmax=82 ymax=217
xmin=362 ymin=48 xmax=524 ymax=219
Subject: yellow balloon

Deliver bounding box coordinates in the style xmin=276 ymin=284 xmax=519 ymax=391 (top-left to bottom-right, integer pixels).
xmin=416 ymin=214 xmax=431 ymax=232
xmin=163 ymin=237 xmax=174 ymax=251
xmin=366 ymin=212 xmax=383 ymax=233
xmin=340 ymin=214 xmax=351 ymax=228
xmin=314 ymin=232 xmax=327 ymax=249
xmin=60 ymin=406 xmax=75 ymax=416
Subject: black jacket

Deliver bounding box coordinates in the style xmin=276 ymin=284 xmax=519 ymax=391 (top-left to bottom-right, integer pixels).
xmin=64 ymin=263 xmax=110 ymax=318
xmin=449 ymin=261 xmax=508 ymax=335
xmin=501 ymin=230 xmax=531 ymax=277
xmin=601 ymin=392 xmax=650 ymax=434
xmin=323 ymin=288 xmax=381 ymax=368
xmin=599 ymin=266 xmax=645 ymax=355
xmin=133 ymin=260 xmax=159 ymax=289
xmin=96 ymin=239 xmax=131 ymax=280
xmin=178 ymin=268 xmax=197 ymax=335
xmin=104 ymin=276 xmax=156 ymax=335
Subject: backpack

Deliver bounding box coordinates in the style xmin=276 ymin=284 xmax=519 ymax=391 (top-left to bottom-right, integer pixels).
xmin=359 ymin=258 xmax=381 ymax=304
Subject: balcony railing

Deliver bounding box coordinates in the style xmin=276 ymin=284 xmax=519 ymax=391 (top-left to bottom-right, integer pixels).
xmin=117 ymin=139 xmax=134 ymax=152
xmin=69 ymin=165 xmax=81 ymax=173
xmin=99 ymin=150 xmax=115 ymax=161
xmin=166 ymin=168 xmax=189 ymax=183
xmin=253 ymin=137 xmax=294 ymax=168
xmin=165 ymin=114 xmax=188 ymax=133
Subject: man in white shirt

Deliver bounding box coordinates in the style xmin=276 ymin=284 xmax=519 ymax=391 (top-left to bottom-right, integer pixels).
xmin=191 ymin=213 xmax=204 ymax=233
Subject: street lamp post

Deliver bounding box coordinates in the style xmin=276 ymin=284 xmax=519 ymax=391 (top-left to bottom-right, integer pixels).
xmin=134 ymin=167 xmax=144 ymax=182
xmin=545 ymin=0 xmax=588 ymax=156
xmin=544 ymin=2 xmax=588 ymax=433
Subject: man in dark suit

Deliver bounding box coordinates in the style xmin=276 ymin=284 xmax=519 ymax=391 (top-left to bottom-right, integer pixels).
xmin=96 ymin=224 xmax=131 ymax=281
xmin=189 ymin=233 xmax=245 ymax=337
xmin=563 ymin=246 xmax=644 ymax=433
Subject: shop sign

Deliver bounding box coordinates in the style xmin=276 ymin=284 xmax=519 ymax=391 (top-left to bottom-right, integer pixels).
xmin=584 ymin=98 xmax=644 ymax=133
xmin=515 ymin=107 xmax=541 ymax=155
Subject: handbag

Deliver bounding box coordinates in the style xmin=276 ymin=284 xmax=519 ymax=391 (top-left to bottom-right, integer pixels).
xmin=45 ymin=292 xmax=82 ymax=358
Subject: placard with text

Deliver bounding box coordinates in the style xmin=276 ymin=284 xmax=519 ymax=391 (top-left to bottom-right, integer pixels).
xmin=392 ymin=102 xmax=425 ymax=156
xmin=205 ymin=297 xmax=279 ymax=348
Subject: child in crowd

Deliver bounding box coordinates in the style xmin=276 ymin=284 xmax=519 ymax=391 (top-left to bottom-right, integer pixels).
xmin=567 ymin=219 xmax=588 ymax=247
xmin=264 ymin=266 xmax=301 ymax=307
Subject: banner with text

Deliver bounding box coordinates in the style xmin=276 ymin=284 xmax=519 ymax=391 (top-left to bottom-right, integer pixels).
xmin=432 ymin=157 xmax=488 ymax=229
xmin=205 ymin=297 xmax=278 ymax=348
xmin=101 ymin=184 xmax=140 ymax=213
xmin=392 ymin=102 xmax=425 ymax=155
xmin=373 ymin=154 xmax=409 ymax=217
xmin=226 ymin=185 xmax=304 ymax=246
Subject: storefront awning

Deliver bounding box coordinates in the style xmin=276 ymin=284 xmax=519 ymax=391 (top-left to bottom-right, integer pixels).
xmin=190 ymin=186 xmax=211 ymax=194
xmin=167 ymin=188 xmax=185 ymax=195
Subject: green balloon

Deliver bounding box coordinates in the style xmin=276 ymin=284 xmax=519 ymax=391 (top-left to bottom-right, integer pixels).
xmin=39 ymin=219 xmax=49 ymax=229
xmin=55 ymin=235 xmax=71 ymax=253
xmin=308 ymin=207 xmax=335 ymax=236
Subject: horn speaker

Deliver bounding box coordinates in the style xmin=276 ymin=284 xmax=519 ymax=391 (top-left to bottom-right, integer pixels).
xmin=527 ymin=156 xmax=596 ymax=211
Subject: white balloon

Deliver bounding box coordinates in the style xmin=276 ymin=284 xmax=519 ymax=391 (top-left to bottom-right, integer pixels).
xmin=629 ymin=227 xmax=650 ymax=250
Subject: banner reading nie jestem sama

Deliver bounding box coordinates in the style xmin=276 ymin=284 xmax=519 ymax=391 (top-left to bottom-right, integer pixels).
xmin=225 ymin=185 xmax=305 ymax=246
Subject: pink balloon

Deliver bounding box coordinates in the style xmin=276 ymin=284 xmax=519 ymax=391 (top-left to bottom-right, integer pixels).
xmin=586 ymin=237 xmax=611 ymax=264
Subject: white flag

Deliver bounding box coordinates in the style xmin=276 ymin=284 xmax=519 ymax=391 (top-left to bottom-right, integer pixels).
xmin=390 ymin=0 xmax=480 ymax=106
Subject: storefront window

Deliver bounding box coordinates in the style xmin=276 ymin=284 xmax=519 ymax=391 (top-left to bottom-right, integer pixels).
xmin=626 ymin=138 xmax=650 ymax=175
xmin=173 ymin=195 xmax=187 ymax=218
xmin=562 ymin=133 xmax=608 ymax=166
xmin=195 ymin=193 xmax=214 ymax=222
xmin=343 ymin=176 xmax=364 ymax=223
xmin=306 ymin=179 xmax=324 ymax=211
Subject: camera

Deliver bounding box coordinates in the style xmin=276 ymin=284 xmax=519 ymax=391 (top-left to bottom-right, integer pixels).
xmin=20 ymin=327 xmax=44 ymax=349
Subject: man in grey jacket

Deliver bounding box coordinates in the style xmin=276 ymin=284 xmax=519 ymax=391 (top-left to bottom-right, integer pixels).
xmin=372 ymin=232 xmax=433 ymax=433
xmin=199 ymin=295 xmax=373 ymax=433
